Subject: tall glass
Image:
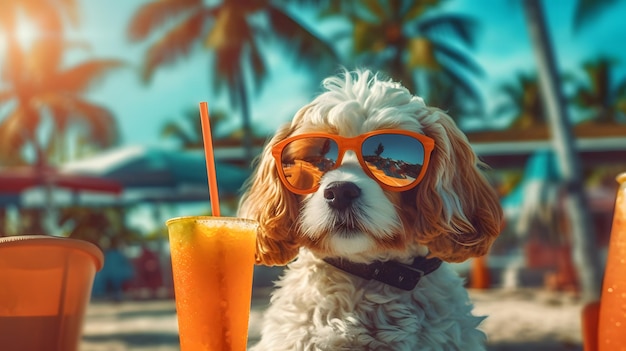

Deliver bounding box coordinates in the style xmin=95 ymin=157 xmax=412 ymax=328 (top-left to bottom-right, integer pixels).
xmin=599 ymin=173 xmax=626 ymax=350
xmin=166 ymin=216 xmax=257 ymax=351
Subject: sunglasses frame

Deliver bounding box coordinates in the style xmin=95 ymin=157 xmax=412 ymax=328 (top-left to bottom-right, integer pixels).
xmin=271 ymin=129 xmax=435 ymax=195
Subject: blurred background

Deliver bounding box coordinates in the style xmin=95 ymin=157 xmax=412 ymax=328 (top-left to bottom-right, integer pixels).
xmin=1 ymin=0 xmax=626 ymax=349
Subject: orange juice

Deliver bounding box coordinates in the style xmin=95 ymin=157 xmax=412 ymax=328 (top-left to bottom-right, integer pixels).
xmin=599 ymin=173 xmax=626 ymax=351
xmin=166 ymin=216 xmax=257 ymax=351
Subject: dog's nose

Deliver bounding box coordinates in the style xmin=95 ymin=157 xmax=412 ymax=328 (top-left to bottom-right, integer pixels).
xmin=323 ymin=181 xmax=361 ymax=210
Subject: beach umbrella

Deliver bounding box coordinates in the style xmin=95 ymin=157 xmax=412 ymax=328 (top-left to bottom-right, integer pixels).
xmin=61 ymin=145 xmax=250 ymax=204
xmin=0 ymin=166 xmax=123 ymax=207
xmin=0 ymin=166 xmax=123 ymax=194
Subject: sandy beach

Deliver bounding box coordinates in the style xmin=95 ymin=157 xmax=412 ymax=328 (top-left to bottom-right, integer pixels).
xmin=81 ymin=286 xmax=585 ymax=351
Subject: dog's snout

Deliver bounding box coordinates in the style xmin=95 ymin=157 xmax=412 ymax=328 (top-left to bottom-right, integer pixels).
xmin=323 ymin=181 xmax=361 ymax=210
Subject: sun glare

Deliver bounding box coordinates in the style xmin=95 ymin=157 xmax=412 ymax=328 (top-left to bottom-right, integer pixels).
xmin=0 ymin=11 xmax=40 ymax=52
xmin=15 ymin=13 xmax=39 ymax=49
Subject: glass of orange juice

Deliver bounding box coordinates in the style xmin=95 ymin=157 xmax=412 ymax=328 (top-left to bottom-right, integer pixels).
xmin=598 ymin=172 xmax=626 ymax=350
xmin=166 ymin=216 xmax=257 ymax=351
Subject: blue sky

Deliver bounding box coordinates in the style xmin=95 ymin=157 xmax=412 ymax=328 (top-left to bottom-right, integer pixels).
xmin=5 ymin=0 xmax=626 ymax=148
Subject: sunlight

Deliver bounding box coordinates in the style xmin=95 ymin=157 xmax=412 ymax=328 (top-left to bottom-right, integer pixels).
xmin=0 ymin=11 xmax=40 ymax=52
xmin=14 ymin=12 xmax=39 ymax=49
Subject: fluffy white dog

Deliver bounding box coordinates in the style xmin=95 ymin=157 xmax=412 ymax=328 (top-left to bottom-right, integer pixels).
xmin=239 ymin=70 xmax=503 ymax=351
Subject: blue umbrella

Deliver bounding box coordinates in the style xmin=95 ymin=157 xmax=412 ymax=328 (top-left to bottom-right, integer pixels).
xmin=62 ymin=146 xmax=251 ymax=204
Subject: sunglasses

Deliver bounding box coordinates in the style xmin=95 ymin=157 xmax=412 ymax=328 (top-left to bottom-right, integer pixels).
xmin=272 ymin=129 xmax=435 ymax=194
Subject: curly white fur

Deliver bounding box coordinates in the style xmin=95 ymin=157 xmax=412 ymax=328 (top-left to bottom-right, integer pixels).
xmin=239 ymin=69 xmax=503 ymax=351
xmin=253 ymin=250 xmax=486 ymax=351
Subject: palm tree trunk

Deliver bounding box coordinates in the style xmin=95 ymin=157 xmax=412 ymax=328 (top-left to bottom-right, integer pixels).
xmin=235 ymin=70 xmax=254 ymax=164
xmin=522 ymin=0 xmax=602 ymax=302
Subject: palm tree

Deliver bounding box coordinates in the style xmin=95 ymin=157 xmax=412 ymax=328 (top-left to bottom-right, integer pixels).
xmin=161 ymin=108 xmax=232 ymax=149
xmin=127 ymin=0 xmax=336 ymax=162
xmin=572 ymin=57 xmax=626 ymax=125
xmin=0 ymin=0 xmax=78 ymax=31
xmin=323 ymin=0 xmax=483 ymax=110
xmin=521 ymin=0 xmax=619 ymax=302
xmin=0 ymin=0 xmax=79 ymax=74
xmin=0 ymin=38 xmax=123 ymax=166
xmin=422 ymin=73 xmax=482 ymax=121
xmin=374 ymin=143 xmax=384 ymax=157
xmin=0 ymin=0 xmax=77 ymax=44
xmin=496 ymin=72 xmax=546 ymax=129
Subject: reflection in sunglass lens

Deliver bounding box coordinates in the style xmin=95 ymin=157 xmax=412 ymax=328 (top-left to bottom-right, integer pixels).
xmin=280 ymin=137 xmax=339 ymax=190
xmin=361 ymin=134 xmax=425 ymax=187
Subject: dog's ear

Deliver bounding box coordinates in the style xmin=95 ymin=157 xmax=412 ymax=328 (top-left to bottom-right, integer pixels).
xmin=238 ymin=123 xmax=302 ymax=266
xmin=413 ymin=108 xmax=503 ymax=262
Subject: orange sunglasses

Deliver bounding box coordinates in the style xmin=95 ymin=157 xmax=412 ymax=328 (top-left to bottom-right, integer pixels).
xmin=272 ymin=129 xmax=435 ymax=195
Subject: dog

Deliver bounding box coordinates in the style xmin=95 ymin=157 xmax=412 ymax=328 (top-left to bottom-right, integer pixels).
xmin=239 ymin=69 xmax=503 ymax=350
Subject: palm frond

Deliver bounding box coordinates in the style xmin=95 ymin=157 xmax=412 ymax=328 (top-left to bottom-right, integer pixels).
xmin=361 ymin=0 xmax=388 ymax=20
xmin=573 ymin=0 xmax=619 ymax=32
xmin=402 ymin=0 xmax=441 ymax=22
xmin=65 ymin=98 xmax=119 ymax=147
xmin=2 ymin=40 xmax=26 ymax=83
xmin=52 ymin=60 xmax=125 ymax=93
xmin=127 ymin=0 xmax=204 ymax=42
xmin=318 ymin=0 xmax=361 ymax=18
xmin=161 ymin=122 xmax=195 ymax=146
xmin=0 ymin=108 xmax=31 ymax=153
xmin=407 ymin=38 xmax=438 ymax=69
xmin=205 ymin=5 xmax=251 ymax=48
xmin=432 ymin=40 xmax=484 ymax=77
xmin=353 ymin=19 xmax=386 ymax=54
xmin=0 ymin=90 xmax=15 ymax=105
xmin=572 ymin=86 xmax=596 ymax=108
xmin=35 ymin=93 xmax=115 ymax=147
xmin=56 ymin=0 xmax=80 ymax=26
xmin=416 ymin=14 xmax=478 ymax=48
xmin=266 ymin=6 xmax=338 ymax=66
xmin=422 ymin=72 xmax=475 ymax=117
xmin=25 ymin=38 xmax=65 ymax=83
xmin=439 ymin=66 xmax=483 ymax=106
xmin=21 ymin=0 xmax=65 ymax=33
xmin=141 ymin=10 xmax=208 ymax=83
xmin=498 ymin=83 xmax=522 ymax=102
xmin=492 ymin=102 xmax=517 ymax=119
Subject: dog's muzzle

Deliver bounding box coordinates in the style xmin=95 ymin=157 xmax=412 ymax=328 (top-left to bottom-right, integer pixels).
xmin=324 ymin=181 xmax=361 ymax=210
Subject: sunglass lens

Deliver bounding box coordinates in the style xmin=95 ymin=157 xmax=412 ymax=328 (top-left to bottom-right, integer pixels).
xmin=280 ymin=137 xmax=339 ymax=191
xmin=361 ymin=134 xmax=426 ymax=187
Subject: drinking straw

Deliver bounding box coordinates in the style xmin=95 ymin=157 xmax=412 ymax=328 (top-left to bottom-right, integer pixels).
xmin=199 ymin=101 xmax=221 ymax=217
xmin=200 ymin=101 xmax=231 ymax=348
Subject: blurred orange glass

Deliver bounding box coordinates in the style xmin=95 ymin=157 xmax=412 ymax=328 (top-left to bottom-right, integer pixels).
xmin=599 ymin=173 xmax=626 ymax=351
xmin=0 ymin=235 xmax=103 ymax=351
xmin=166 ymin=216 xmax=257 ymax=351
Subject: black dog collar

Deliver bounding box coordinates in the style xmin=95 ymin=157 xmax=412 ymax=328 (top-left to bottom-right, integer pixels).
xmin=323 ymin=256 xmax=443 ymax=291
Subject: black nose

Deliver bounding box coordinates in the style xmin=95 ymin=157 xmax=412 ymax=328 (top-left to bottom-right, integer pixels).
xmin=323 ymin=181 xmax=361 ymax=210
